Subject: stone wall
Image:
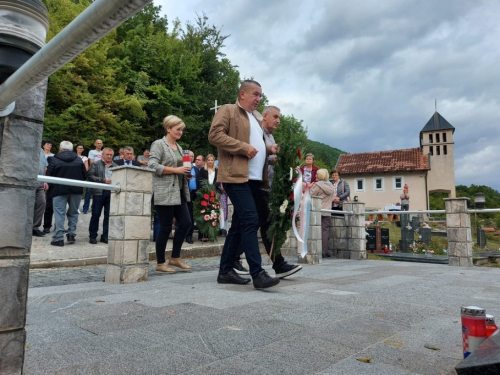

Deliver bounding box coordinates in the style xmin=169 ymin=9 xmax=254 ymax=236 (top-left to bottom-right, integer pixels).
xmin=0 ymin=81 xmax=48 ymax=374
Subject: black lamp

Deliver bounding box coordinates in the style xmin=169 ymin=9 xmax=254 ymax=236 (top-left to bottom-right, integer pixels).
xmin=0 ymin=0 xmax=49 ymax=84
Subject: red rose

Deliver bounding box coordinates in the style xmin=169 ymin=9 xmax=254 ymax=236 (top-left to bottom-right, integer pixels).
xmin=210 ymin=197 xmax=215 ymax=202
xmin=210 ymin=191 xmax=215 ymax=196
xmin=203 ymin=194 xmax=209 ymax=200
xmin=201 ymin=201 xmax=208 ymax=207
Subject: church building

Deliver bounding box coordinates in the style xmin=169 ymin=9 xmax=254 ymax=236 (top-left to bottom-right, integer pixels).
xmin=335 ymin=111 xmax=456 ymax=211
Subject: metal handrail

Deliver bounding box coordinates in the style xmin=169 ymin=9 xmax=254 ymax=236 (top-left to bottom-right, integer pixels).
xmin=0 ymin=0 xmax=153 ymax=112
xmin=38 ymin=175 xmax=120 ymax=192
xmin=318 ymin=208 xmax=500 ymax=215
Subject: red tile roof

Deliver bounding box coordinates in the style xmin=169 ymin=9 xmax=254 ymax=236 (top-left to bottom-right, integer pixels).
xmin=337 ymin=148 xmax=430 ymax=174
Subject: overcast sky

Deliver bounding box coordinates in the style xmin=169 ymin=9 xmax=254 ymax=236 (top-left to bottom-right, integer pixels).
xmin=156 ymin=0 xmax=500 ymax=192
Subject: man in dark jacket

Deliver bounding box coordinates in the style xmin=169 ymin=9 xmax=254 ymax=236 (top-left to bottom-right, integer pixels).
xmin=114 ymin=146 xmax=141 ymax=167
xmin=46 ymin=141 xmax=87 ymax=246
xmin=88 ymin=147 xmax=117 ymax=244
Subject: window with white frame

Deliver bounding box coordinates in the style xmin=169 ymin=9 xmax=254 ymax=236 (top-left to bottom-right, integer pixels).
xmin=373 ymin=177 xmax=384 ymax=191
xmin=394 ymin=176 xmax=403 ymax=190
xmin=355 ymin=178 xmax=365 ymax=192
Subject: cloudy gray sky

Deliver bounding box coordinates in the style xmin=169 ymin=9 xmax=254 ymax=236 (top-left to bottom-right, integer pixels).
xmin=156 ymin=0 xmax=500 ymax=191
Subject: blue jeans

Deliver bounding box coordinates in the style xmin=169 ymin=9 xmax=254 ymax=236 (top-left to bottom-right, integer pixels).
xmin=89 ymin=191 xmax=110 ymax=240
xmin=220 ymin=181 xmax=263 ymax=277
xmin=155 ymin=194 xmax=191 ymax=263
xmin=82 ymin=188 xmax=92 ymax=212
xmin=52 ymin=194 xmax=80 ymax=241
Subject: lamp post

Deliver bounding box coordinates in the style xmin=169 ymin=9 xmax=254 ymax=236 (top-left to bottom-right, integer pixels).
xmin=0 ymin=0 xmax=49 ymax=115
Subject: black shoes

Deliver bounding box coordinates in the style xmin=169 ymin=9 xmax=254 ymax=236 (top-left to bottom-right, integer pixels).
xmin=233 ymin=260 xmax=249 ymax=275
xmin=274 ymin=262 xmax=302 ymax=279
xmin=217 ymin=269 xmax=251 ymax=285
xmin=50 ymin=240 xmax=64 ymax=247
xmin=89 ymin=238 xmax=97 ymax=244
xmin=219 ymin=229 xmax=227 ymax=236
xmin=252 ymin=270 xmax=280 ymax=289
xmin=100 ymin=238 xmax=108 ymax=244
xmin=185 ymin=236 xmax=194 ymax=244
xmin=66 ymin=234 xmax=76 ymax=244
xmin=32 ymin=229 xmax=45 ymax=237
xmin=43 ymin=227 xmax=51 ymax=234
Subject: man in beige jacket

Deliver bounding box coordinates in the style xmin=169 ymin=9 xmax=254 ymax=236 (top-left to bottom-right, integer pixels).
xmin=208 ymin=80 xmax=280 ymax=289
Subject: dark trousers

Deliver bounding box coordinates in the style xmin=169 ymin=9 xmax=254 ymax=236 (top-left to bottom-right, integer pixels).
xmin=89 ymin=191 xmax=110 ymax=241
xmin=321 ymin=216 xmax=330 ymax=254
xmin=43 ymin=189 xmax=53 ymax=230
xmin=236 ymin=189 xmax=285 ymax=270
xmin=83 ymin=187 xmax=92 ymax=212
xmin=155 ymin=195 xmax=191 ymax=264
xmin=220 ymin=181 xmax=263 ymax=277
xmin=185 ymin=191 xmax=197 ymax=238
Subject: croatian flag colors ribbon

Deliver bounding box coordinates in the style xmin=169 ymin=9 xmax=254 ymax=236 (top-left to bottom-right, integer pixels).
xmin=292 ymin=167 xmax=311 ymax=258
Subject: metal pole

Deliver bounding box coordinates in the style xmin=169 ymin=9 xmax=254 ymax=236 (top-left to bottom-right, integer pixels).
xmin=0 ymin=0 xmax=153 ymax=112
xmin=38 ymin=175 xmax=121 ymax=192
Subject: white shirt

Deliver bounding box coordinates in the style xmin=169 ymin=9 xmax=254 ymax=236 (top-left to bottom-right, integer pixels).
xmin=247 ymin=111 xmax=266 ymax=180
xmin=88 ymin=150 xmax=102 ymax=161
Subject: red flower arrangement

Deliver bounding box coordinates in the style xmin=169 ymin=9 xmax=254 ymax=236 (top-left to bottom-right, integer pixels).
xmin=194 ymin=181 xmax=221 ymax=241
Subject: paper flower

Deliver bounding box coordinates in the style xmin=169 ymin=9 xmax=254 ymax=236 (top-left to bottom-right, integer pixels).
xmin=280 ymin=199 xmax=289 ymax=214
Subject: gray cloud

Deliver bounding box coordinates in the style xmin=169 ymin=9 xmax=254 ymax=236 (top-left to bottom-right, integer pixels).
xmin=157 ymin=0 xmax=500 ymax=191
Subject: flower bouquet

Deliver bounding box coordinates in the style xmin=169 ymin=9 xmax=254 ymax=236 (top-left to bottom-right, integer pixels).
xmin=194 ymin=181 xmax=221 ymax=242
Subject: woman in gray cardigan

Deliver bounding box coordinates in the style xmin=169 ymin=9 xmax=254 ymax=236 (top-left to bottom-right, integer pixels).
xmin=148 ymin=115 xmax=193 ymax=273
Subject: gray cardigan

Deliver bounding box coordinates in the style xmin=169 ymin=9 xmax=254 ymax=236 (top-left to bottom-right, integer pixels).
xmin=148 ymin=137 xmax=190 ymax=206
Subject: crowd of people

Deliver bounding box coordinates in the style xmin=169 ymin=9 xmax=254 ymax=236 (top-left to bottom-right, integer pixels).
xmin=35 ymin=79 xmax=355 ymax=290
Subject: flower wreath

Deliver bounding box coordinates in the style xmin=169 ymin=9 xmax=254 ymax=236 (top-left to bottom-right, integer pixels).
xmin=267 ymin=124 xmax=304 ymax=256
xmin=194 ymin=181 xmax=221 ymax=241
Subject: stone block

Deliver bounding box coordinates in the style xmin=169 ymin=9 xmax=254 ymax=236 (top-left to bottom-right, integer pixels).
xmin=349 ymin=238 xmax=365 ymax=251
xmin=110 ymin=192 xmax=126 ymax=216
xmin=12 ymin=80 xmax=48 ymax=122
xmin=459 ymin=257 xmax=473 ymax=267
xmin=125 ymin=216 xmax=151 ymax=240
xmin=310 ymin=196 xmax=321 ymax=211
xmin=448 ymin=228 xmax=469 ymax=243
xmin=306 ymin=239 xmax=322 ymax=255
xmin=347 ymin=214 xmax=364 ymax=227
xmin=339 ymin=250 xmax=351 ymax=259
xmin=309 ymin=211 xmax=322 ymax=226
xmin=0 ymin=188 xmax=34 ymax=253
xmin=108 ymin=216 xmax=125 ymax=240
xmin=143 ymin=193 xmax=152 ymax=215
xmin=125 ymin=192 xmax=145 ymax=216
xmin=0 ymin=119 xmax=42 ymax=187
xmin=350 ymin=227 xmax=365 ymax=240
xmin=105 ymin=264 xmax=149 ymax=284
xmin=448 ymin=257 xmax=460 ymax=267
xmin=0 ymin=329 xmax=26 ymax=375
xmin=123 ymin=240 xmax=139 ymax=264
xmin=0 ymin=259 xmax=29 ymax=330
xmin=127 ymin=168 xmax=153 ymax=192
xmin=339 ymin=238 xmax=348 ymax=250
xmin=448 ymin=242 xmax=472 ymax=258
xmin=332 ymin=216 xmax=346 ymax=227
xmin=350 ymin=251 xmax=367 ymax=260
xmin=446 ymin=213 xmax=461 ymax=228
xmin=138 ymin=240 xmax=149 ymax=263
xmin=331 ymin=226 xmax=341 ymax=238
xmin=340 ymin=226 xmax=348 ymax=239
xmin=309 ymin=225 xmax=322 ymax=240
xmin=444 ymin=198 xmax=468 ymax=213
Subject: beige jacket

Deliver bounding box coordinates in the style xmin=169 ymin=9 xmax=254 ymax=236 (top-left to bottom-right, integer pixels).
xmin=208 ymin=102 xmax=272 ymax=187
xmin=310 ymin=181 xmax=335 ymax=216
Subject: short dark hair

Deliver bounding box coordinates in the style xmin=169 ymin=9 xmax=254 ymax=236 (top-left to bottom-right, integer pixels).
xmin=239 ymin=79 xmax=261 ymax=92
xmin=42 ymin=139 xmax=53 ymax=147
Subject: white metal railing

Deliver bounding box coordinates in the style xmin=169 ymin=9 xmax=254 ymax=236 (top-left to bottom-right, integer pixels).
xmin=0 ymin=0 xmax=153 ymax=114
xmin=38 ymin=175 xmax=120 ymax=192
xmin=318 ymin=208 xmax=500 ymax=216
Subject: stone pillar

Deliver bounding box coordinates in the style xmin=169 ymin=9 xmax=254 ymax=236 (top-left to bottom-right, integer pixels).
xmin=298 ymin=196 xmax=322 ymax=264
xmin=445 ymin=198 xmax=473 ymax=267
xmin=105 ymin=166 xmax=153 ymax=283
xmin=0 ymin=81 xmax=47 ymax=374
xmin=345 ymin=202 xmax=367 ymax=260
xmin=330 ymin=215 xmax=346 ymax=258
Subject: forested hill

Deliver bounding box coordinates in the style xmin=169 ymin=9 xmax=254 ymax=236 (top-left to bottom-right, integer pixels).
xmin=305 ymin=139 xmax=346 ymax=170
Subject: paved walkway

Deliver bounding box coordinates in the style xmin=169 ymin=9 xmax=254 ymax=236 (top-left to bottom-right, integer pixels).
xmin=25 ymin=210 xmax=500 ymax=374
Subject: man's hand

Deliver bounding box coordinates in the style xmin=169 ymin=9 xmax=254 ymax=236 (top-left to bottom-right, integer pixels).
xmin=105 ymin=178 xmax=112 ymax=184
xmin=271 ymin=144 xmax=279 ymax=154
xmin=43 ymin=182 xmax=48 ymax=191
xmin=247 ymin=146 xmax=258 ymax=159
